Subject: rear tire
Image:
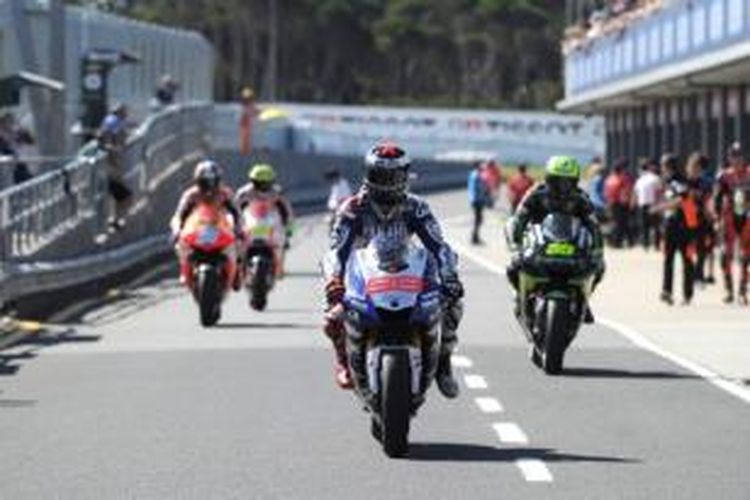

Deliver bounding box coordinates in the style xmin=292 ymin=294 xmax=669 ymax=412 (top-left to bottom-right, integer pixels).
xmin=248 ymin=256 xmax=271 ymax=311
xmin=380 ymin=351 xmax=411 ymax=458
xmin=197 ymin=266 xmax=221 ymax=327
xmin=543 ymin=298 xmax=569 ymax=375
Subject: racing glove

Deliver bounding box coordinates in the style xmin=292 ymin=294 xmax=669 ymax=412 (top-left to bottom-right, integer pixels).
xmin=441 ymin=273 xmax=464 ymax=302
xmin=325 ymin=276 xmax=346 ymax=308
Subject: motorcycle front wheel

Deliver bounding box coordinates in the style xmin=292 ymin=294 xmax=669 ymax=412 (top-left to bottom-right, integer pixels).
xmin=380 ymin=351 xmax=411 ymax=458
xmin=543 ymin=298 xmax=570 ymax=375
xmin=197 ymin=265 xmax=221 ymax=327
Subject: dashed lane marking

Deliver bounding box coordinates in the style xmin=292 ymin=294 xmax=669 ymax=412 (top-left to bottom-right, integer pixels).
xmin=516 ymin=459 xmax=554 ymax=483
xmin=464 ymin=374 xmax=488 ymax=389
xmin=451 ymin=354 xmax=474 ymax=368
xmin=492 ymin=422 xmax=529 ymax=444
xmin=448 ymin=234 xmax=750 ymax=407
xmin=475 ymin=397 xmax=503 ymax=413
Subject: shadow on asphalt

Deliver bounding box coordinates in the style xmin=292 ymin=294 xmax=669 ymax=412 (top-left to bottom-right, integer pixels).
xmin=408 ymin=444 xmax=639 ymax=464
xmin=561 ymin=367 xmax=697 ymax=380
xmin=0 ymin=328 xmax=100 ymax=378
xmin=211 ymin=322 xmax=317 ymax=330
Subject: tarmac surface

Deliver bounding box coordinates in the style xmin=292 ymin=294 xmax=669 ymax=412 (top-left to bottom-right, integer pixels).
xmin=0 ymin=191 xmax=748 ymax=499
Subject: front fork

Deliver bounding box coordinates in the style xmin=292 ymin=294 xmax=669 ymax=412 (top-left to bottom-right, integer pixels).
xmin=347 ymin=329 xmax=439 ymax=414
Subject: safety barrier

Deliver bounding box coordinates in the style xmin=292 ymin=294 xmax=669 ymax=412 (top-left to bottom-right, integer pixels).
xmin=0 ymin=103 xmax=211 ymax=307
xmin=0 ymin=102 xmax=475 ymax=313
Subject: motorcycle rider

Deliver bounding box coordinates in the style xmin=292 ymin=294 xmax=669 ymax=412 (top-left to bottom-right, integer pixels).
xmin=236 ymin=163 xmax=294 ymax=240
xmin=506 ymin=156 xmax=605 ymax=321
xmin=170 ymin=160 xmax=245 ymax=289
xmin=323 ymin=141 xmax=464 ymax=398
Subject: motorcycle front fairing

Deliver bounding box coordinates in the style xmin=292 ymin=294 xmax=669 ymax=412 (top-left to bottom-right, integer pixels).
xmin=518 ymin=215 xmax=597 ymax=335
xmin=342 ymin=245 xmax=441 ymax=335
xmin=342 ymin=244 xmax=442 ymax=405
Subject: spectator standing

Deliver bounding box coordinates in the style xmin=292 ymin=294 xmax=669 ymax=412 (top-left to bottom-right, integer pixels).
xmin=479 ymin=159 xmax=502 ymax=207
xmin=97 ymin=103 xmax=132 ymax=232
xmin=151 ymin=75 xmax=179 ymax=111
xmin=585 ymin=157 xmax=607 ymax=221
xmin=658 ymin=153 xmax=698 ymax=305
xmin=604 ymin=158 xmax=635 ymax=247
xmin=686 ymin=152 xmax=716 ymax=284
xmin=0 ymin=112 xmax=35 ymax=186
xmin=633 ymin=158 xmax=662 ymax=249
xmin=468 ymin=162 xmax=491 ymax=245
xmin=239 ymin=87 xmax=259 ymax=156
xmin=507 ymin=163 xmax=534 ymax=214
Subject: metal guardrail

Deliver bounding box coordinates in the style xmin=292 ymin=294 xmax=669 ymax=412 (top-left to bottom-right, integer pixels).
xmin=0 ymin=103 xmax=211 ymax=306
xmin=0 ymin=102 xmax=474 ymax=311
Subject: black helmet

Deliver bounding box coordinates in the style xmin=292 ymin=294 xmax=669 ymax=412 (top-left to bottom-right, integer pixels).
xmin=194 ymin=160 xmax=221 ymax=194
xmin=364 ymin=141 xmax=411 ymax=216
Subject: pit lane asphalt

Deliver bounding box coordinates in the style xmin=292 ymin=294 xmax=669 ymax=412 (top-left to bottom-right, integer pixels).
xmin=0 ymin=191 xmax=747 ymax=499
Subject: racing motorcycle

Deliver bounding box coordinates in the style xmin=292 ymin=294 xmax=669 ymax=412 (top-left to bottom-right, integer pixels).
xmin=179 ymin=203 xmax=238 ymax=327
xmin=514 ymin=213 xmax=598 ymax=374
xmin=328 ymin=238 xmax=442 ymax=458
xmin=241 ymin=198 xmax=286 ymax=311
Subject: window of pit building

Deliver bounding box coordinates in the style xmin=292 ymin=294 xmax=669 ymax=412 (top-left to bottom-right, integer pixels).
xmin=728 ymin=0 xmax=744 ymax=35
xmin=663 ymin=17 xmax=675 ymax=59
xmin=677 ymin=10 xmax=689 ymax=54
xmin=708 ymin=0 xmax=725 ymax=43
xmin=692 ymin=3 xmax=707 ymax=49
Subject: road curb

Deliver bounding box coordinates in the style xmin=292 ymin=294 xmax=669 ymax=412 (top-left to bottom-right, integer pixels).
xmin=0 ymin=317 xmax=43 ymax=350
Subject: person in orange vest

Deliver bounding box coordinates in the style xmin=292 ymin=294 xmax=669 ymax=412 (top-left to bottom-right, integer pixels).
xmin=655 ymin=154 xmax=698 ymax=305
xmin=239 ymin=87 xmax=259 ymax=156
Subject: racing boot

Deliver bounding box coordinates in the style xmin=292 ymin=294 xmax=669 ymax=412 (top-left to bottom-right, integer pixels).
xmin=324 ymin=305 xmax=353 ymax=390
xmin=583 ymin=305 xmax=595 ymax=324
xmin=435 ymin=351 xmax=459 ymax=399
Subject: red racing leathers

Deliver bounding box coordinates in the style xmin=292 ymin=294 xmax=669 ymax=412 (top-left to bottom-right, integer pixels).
xmin=714 ymin=166 xmax=750 ymax=301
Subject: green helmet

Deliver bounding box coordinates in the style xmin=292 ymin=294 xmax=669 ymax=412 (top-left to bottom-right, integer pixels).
xmin=545 ymin=156 xmax=580 ymax=198
xmin=249 ymin=163 xmax=276 ymax=184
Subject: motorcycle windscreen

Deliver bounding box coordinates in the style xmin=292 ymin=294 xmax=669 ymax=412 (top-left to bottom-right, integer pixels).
xmin=244 ymin=200 xmax=283 ymax=244
xmin=363 ymin=246 xmax=427 ymax=311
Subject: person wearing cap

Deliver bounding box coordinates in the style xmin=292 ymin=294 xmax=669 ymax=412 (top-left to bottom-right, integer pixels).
xmin=97 ymin=103 xmax=132 ymax=231
xmin=714 ymin=143 xmax=750 ymax=304
xmin=655 ymin=154 xmax=698 ymax=305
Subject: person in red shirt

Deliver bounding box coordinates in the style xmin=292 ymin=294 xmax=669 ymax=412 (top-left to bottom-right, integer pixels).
xmin=479 ymin=159 xmax=502 ymax=206
xmin=713 ymin=143 xmax=750 ymax=304
xmin=507 ymin=164 xmax=534 ymax=213
xmin=604 ymin=158 xmax=635 ymax=247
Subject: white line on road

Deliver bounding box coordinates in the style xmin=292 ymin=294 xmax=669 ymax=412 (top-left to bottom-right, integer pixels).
xmin=516 ymin=459 xmax=553 ymax=483
xmin=492 ymin=422 xmax=529 ymax=444
xmin=475 ymin=397 xmax=503 ymax=413
xmin=449 ymin=236 xmax=750 ymax=407
xmin=464 ymin=374 xmax=488 ymax=389
xmin=598 ymin=317 xmax=750 ymax=405
xmin=451 ymin=354 xmax=474 ymax=368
